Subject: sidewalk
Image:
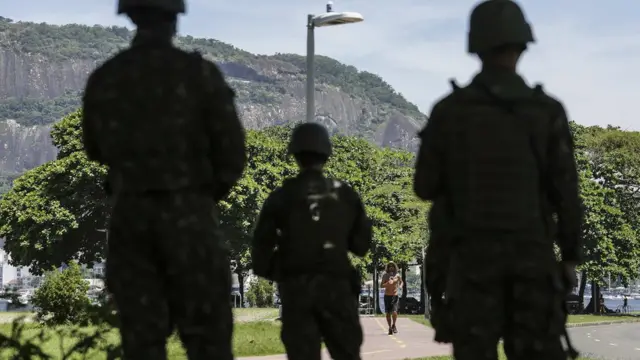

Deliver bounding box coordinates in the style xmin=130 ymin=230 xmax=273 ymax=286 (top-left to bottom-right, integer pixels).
xmin=239 ymin=317 xmax=451 ymax=360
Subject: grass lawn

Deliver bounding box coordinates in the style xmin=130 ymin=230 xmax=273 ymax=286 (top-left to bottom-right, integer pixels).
xmin=0 ymin=309 xmax=285 ymax=359
xmin=0 ymin=308 xmax=279 ymax=324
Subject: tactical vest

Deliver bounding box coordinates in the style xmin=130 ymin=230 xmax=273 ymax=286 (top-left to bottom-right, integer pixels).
xmin=444 ymin=80 xmax=551 ymax=231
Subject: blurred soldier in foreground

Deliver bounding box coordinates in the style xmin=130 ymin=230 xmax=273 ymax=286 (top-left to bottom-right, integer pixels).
xmin=423 ymin=198 xmax=453 ymax=344
xmin=413 ymin=1 xmax=582 ymax=359
xmin=252 ymin=122 xmax=371 ymax=360
xmin=81 ymin=0 xmax=246 ymax=358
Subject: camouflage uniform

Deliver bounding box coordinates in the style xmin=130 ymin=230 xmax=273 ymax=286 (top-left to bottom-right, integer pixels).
xmin=424 ymin=198 xmax=453 ymax=344
xmin=414 ymin=1 xmax=582 ymax=359
xmin=81 ymin=1 xmax=246 ymax=358
xmin=252 ymin=123 xmax=371 ymax=360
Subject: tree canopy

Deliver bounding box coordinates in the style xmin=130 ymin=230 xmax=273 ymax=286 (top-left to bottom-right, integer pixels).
xmin=0 ymin=110 xmax=427 ymax=277
xmin=1 ymin=110 xmax=639 ymax=288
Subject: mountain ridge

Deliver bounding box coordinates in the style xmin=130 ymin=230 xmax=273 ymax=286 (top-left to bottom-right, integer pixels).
xmin=0 ymin=17 xmax=425 ymax=192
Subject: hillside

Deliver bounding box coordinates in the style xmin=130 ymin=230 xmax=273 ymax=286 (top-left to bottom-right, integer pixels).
xmin=0 ymin=17 xmax=426 ymax=192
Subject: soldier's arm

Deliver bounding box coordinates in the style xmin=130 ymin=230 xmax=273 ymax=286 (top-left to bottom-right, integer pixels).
xmin=81 ymin=74 xmax=105 ymax=164
xmin=414 ymin=102 xmax=446 ymax=201
xmin=251 ymin=189 xmax=282 ymax=278
xmin=546 ymin=102 xmax=582 ymax=263
xmin=346 ymin=187 xmax=372 ymax=257
xmin=202 ymin=61 xmax=247 ymax=201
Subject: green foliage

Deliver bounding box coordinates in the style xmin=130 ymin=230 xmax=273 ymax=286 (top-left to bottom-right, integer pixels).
xmin=0 ymin=110 xmax=425 ymax=282
xmin=246 ymin=278 xmax=275 ymax=308
xmin=0 ymin=91 xmax=81 ymax=126
xmin=570 ymin=122 xmax=640 ymax=284
xmin=0 ymin=110 xmax=109 ymax=274
xmin=30 ymin=262 xmax=92 ymax=326
xmin=2 ymin=108 xmax=640 ymax=299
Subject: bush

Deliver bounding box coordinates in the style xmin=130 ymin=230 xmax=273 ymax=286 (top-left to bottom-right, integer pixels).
xmin=246 ymin=278 xmax=275 ymax=308
xmin=30 ymin=262 xmax=91 ymax=326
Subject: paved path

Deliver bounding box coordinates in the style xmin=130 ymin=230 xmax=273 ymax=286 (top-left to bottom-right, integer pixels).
xmin=569 ymin=322 xmax=640 ymax=360
xmin=239 ymin=317 xmax=451 ymax=360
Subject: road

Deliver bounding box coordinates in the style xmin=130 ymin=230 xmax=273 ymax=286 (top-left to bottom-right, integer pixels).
xmin=569 ymin=322 xmax=640 ymax=360
xmin=239 ymin=317 xmax=451 ymax=360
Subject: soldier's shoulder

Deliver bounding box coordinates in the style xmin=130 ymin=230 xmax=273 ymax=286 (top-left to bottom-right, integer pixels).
xmin=331 ymin=179 xmax=363 ymax=202
xmin=428 ymin=79 xmax=470 ymax=116
xmin=531 ymin=83 xmax=567 ymax=114
xmin=263 ymin=186 xmax=286 ymax=209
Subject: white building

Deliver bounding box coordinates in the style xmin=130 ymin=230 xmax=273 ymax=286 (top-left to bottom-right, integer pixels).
xmin=1 ymin=238 xmax=33 ymax=289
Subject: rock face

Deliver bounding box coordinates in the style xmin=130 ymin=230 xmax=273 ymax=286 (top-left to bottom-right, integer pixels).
xmin=0 ymin=20 xmax=426 ymax=181
xmin=0 ymin=120 xmax=56 ymax=175
xmin=0 ymin=49 xmax=95 ymax=99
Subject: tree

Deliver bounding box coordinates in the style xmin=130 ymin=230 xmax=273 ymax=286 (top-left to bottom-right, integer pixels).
xmin=30 ymin=262 xmax=91 ymax=326
xmin=245 ymin=277 xmax=275 ymax=308
xmin=569 ymin=122 xmax=640 ymax=308
xmin=0 ymin=111 xmax=427 ymax=296
xmin=0 ymin=110 xmax=108 ymax=274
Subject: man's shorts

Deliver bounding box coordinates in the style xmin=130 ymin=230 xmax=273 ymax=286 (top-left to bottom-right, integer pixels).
xmin=383 ymin=295 xmax=399 ymax=313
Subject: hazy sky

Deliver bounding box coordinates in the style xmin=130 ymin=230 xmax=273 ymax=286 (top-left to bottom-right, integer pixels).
xmin=3 ymin=0 xmax=639 ymax=129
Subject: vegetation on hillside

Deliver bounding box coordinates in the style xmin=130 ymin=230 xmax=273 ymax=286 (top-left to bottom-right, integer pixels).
xmin=0 ymin=17 xmax=422 ymax=126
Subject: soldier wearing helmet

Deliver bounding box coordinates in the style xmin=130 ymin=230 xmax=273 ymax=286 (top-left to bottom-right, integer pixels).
xmin=252 ymin=122 xmax=372 ymax=360
xmin=81 ymin=0 xmax=246 ymax=359
xmin=414 ymin=1 xmax=582 ymax=359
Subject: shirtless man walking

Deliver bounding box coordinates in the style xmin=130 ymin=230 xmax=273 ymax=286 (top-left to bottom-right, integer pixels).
xmin=381 ymin=262 xmax=403 ymax=335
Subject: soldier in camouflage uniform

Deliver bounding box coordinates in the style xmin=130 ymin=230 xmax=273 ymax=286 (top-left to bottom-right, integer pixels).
xmin=423 ymin=198 xmax=453 ymax=344
xmin=251 ymin=123 xmax=371 ymax=360
xmin=81 ymin=1 xmax=246 ymax=359
xmin=413 ymin=1 xmax=582 ymax=359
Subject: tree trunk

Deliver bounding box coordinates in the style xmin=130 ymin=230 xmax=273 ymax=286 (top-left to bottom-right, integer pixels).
xmin=578 ymin=271 xmax=587 ymax=310
xmin=419 ymin=264 xmax=425 ymax=309
xmin=583 ymin=282 xmax=612 ymax=314
xmin=401 ymin=264 xmax=407 ymax=300
xmin=374 ymin=266 xmax=382 ymax=314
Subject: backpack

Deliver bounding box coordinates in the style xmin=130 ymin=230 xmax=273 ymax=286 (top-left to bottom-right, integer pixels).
xmin=277 ymin=176 xmax=350 ymax=274
xmin=444 ymin=80 xmax=550 ymax=231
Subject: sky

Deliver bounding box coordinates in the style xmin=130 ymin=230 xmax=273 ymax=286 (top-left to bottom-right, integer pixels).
xmin=2 ymin=0 xmax=639 ymax=130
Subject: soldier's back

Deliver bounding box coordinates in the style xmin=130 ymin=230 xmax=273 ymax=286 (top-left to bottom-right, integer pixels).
xmin=275 ymin=171 xmax=364 ymax=360
xmin=85 ymin=44 xmax=220 ymax=192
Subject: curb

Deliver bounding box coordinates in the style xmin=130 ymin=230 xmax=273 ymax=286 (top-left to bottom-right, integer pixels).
xmin=566 ymin=319 xmax=640 ymax=328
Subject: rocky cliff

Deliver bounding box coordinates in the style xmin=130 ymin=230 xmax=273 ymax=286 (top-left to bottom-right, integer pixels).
xmin=0 ymin=18 xmax=425 ymax=189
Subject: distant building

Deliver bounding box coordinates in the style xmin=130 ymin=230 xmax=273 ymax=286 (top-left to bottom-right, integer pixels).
xmin=1 ymin=238 xmax=34 ymax=289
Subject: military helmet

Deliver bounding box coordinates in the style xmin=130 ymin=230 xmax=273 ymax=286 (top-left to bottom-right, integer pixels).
xmin=288 ymin=122 xmax=332 ymax=157
xmin=117 ymin=0 xmax=185 ymax=14
xmin=467 ymin=0 xmax=534 ymax=54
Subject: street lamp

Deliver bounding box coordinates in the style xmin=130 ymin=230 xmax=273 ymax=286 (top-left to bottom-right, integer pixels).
xmin=306 ymin=2 xmax=364 ymax=122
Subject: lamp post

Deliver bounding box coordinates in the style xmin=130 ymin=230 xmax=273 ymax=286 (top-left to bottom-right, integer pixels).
xmin=306 ymin=2 xmax=364 ymax=122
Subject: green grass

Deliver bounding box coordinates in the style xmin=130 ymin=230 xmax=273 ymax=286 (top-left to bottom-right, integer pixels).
xmin=0 ymin=308 xmax=279 ymax=324
xmin=0 ymin=319 xmax=284 ymax=358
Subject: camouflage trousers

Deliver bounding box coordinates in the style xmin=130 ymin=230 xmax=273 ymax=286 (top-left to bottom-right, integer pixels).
xmin=278 ymin=274 xmax=363 ymax=360
xmin=106 ymin=192 xmax=232 ymax=360
xmin=447 ymin=235 xmax=567 ymax=360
